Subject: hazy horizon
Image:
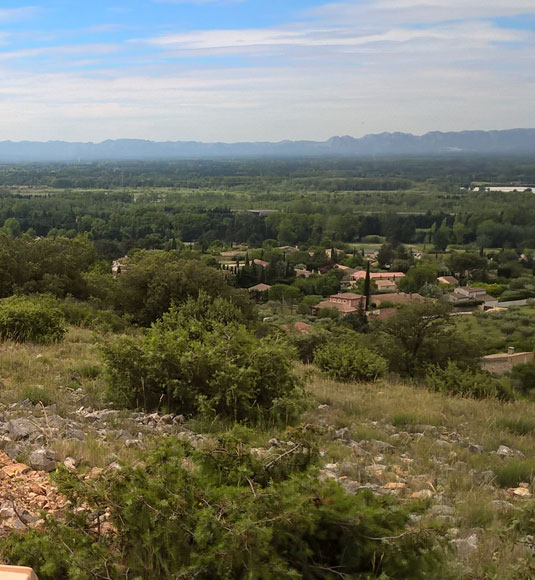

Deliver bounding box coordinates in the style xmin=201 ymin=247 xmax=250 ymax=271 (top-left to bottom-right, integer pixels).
xmin=1 ymin=1 xmax=534 ymax=143
xmin=0 ymin=127 xmax=535 ymax=145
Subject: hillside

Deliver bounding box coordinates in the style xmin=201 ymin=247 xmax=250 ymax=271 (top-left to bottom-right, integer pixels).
xmin=1 ymin=327 xmax=535 ymax=577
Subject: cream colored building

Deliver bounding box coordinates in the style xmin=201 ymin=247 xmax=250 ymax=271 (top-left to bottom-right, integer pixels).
xmin=481 ymin=348 xmax=534 ymax=374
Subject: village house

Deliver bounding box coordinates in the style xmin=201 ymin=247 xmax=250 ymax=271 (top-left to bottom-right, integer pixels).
xmin=295 ymin=268 xmax=313 ymax=278
xmin=367 ymin=307 xmax=398 ymax=321
xmin=351 ymin=271 xmax=405 ymax=283
xmin=437 ymin=276 xmax=459 ymax=287
xmin=314 ymin=292 xmax=365 ymax=315
xmin=248 ymin=283 xmax=271 ymax=293
xmin=325 ymin=248 xmax=344 ymax=259
xmin=277 ymin=246 xmax=299 ymax=254
xmin=281 ymin=321 xmax=312 ymax=334
xmin=246 ymin=209 xmax=279 ymax=217
xmin=375 ymin=279 xmax=397 ymax=293
xmin=370 ymin=292 xmax=425 ymax=307
xmin=446 ymin=286 xmax=498 ymax=309
xmin=481 ymin=347 xmax=534 ymax=374
xmin=252 ymin=258 xmax=269 ymax=268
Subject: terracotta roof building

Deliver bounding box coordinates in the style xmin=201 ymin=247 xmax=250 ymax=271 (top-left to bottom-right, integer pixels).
xmin=376 ymin=279 xmax=397 ymax=292
xmin=314 ymin=292 xmax=365 ymax=315
xmin=281 ymin=321 xmax=312 ymax=334
xmin=253 ymin=259 xmax=269 ymax=268
xmin=367 ymin=307 xmax=398 ymax=321
xmin=437 ymin=276 xmax=459 ymax=287
xmin=295 ymin=268 xmax=313 ymax=278
xmin=351 ymin=271 xmax=405 ymax=282
xmin=248 ymin=283 xmax=271 ymax=292
xmin=371 ymin=292 xmax=424 ymax=307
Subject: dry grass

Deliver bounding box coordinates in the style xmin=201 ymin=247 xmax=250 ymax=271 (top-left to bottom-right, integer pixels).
xmin=0 ymin=326 xmax=161 ymax=470
xmin=0 ymin=326 xmax=107 ymax=411
xmin=302 ymin=365 xmax=535 ymax=458
xmin=301 ymin=364 xmax=535 ymax=579
xmin=51 ymin=437 xmax=142 ymax=470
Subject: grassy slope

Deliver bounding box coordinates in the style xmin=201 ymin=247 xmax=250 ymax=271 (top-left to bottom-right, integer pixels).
xmin=303 ymin=365 xmax=535 ymax=579
xmin=0 ymin=327 xmax=142 ymax=468
xmin=3 ymin=329 xmax=535 ymax=577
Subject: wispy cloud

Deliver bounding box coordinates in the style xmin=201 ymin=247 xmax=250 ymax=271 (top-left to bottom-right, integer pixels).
xmin=0 ymin=6 xmax=38 ymax=23
xmin=0 ymin=0 xmax=534 ymax=141
xmin=0 ymin=43 xmax=119 ymax=62
xmin=312 ymin=0 xmax=535 ymax=24
xmin=148 ymin=21 xmax=525 ymax=55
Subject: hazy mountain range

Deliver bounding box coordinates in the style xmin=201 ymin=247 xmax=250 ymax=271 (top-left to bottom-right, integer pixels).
xmin=1 ymin=129 xmax=535 ymax=161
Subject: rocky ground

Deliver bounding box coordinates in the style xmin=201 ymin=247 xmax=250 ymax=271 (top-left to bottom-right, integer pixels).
xmin=0 ymin=387 xmax=206 ymax=535
xmin=1 ymin=335 xmax=535 ymax=578
xmin=1 ymin=386 xmax=533 ymax=572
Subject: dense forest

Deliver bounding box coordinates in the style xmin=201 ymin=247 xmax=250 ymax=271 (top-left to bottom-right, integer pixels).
xmin=0 ymin=158 xmax=534 ymax=259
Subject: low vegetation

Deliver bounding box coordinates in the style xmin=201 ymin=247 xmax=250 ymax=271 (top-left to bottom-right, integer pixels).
xmin=2 ymin=430 xmax=447 ymax=580
xmin=314 ymin=339 xmax=388 ymax=382
xmin=102 ymin=294 xmax=305 ymax=424
xmin=0 ymin=295 xmax=65 ymax=345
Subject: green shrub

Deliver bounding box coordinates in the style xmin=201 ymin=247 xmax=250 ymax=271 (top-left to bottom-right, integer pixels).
xmin=286 ymin=326 xmax=331 ymax=363
xmin=114 ymin=251 xmax=256 ymax=326
xmin=60 ymin=298 xmax=130 ymax=333
xmin=21 ymin=385 xmax=54 ymax=407
xmin=511 ymin=361 xmax=535 ymax=394
xmin=0 ymin=295 xmax=65 ymax=344
xmin=314 ymin=340 xmax=388 ymax=382
xmin=317 ymin=307 xmax=340 ymax=320
xmin=426 ymin=362 xmax=514 ymax=401
xmin=102 ymin=294 xmax=305 ymax=424
xmin=1 ymin=433 xmax=446 ymax=580
xmin=495 ymin=460 xmax=535 ymax=488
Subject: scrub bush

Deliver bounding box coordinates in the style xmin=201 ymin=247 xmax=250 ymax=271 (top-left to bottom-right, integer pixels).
xmin=0 ymin=295 xmax=65 ymax=344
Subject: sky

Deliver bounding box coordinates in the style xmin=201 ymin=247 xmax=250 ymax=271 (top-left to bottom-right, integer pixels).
xmin=0 ymin=0 xmax=534 ymax=142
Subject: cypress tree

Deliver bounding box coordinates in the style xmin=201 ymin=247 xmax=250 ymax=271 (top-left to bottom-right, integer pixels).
xmin=364 ymin=261 xmax=371 ymax=312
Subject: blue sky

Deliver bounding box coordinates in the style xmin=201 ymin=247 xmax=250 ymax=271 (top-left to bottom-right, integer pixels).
xmin=0 ymin=0 xmax=534 ymax=142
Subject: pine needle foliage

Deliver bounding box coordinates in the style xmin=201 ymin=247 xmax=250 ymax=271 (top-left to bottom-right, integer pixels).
xmin=1 ymin=429 xmax=447 ymax=580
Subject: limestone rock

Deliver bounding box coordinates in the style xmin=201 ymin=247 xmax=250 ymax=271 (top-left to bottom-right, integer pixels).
xmin=496 ymin=445 xmax=524 ymax=458
xmin=468 ymin=444 xmax=484 ymax=454
xmin=63 ymin=457 xmax=77 ymax=471
xmin=334 ymin=427 xmax=351 ymax=441
xmin=8 ymin=418 xmax=39 ymax=440
xmin=411 ymin=489 xmax=433 ymax=500
xmin=29 ymin=449 xmax=56 ymax=472
xmin=452 ymin=534 xmax=478 ymax=557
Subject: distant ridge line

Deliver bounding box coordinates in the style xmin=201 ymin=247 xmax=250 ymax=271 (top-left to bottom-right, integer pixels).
xmin=1 ymin=129 xmax=535 ymax=161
